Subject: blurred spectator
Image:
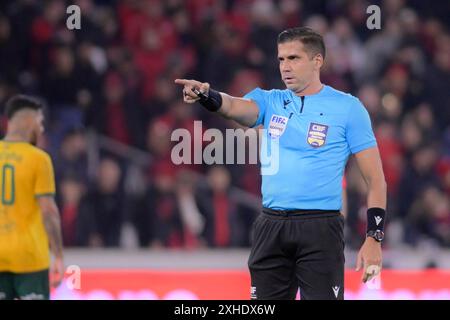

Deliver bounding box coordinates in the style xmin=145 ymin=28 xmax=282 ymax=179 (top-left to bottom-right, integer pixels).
xmin=398 ymin=144 xmax=441 ymax=219
xmin=359 ymin=16 xmax=402 ymax=81
xmin=357 ymin=84 xmax=383 ymax=124
xmin=97 ymin=71 xmax=134 ymax=145
xmin=134 ymin=162 xmax=187 ymax=248
xmin=76 ymin=157 xmax=124 ymax=247
xmin=30 ymin=0 xmax=68 ymax=72
xmin=75 ymin=41 xmax=104 ymax=105
xmin=42 ymin=45 xmax=81 ymax=108
xmin=143 ymin=76 xmax=178 ymax=120
xmin=437 ymin=157 xmax=450 ymax=196
xmin=412 ymin=102 xmax=440 ymax=142
xmin=0 ymin=15 xmax=21 ymax=84
xmin=174 ymin=170 xmax=205 ymax=249
xmin=59 ymin=175 xmax=85 ymax=246
xmin=146 ymin=117 xmax=173 ymax=160
xmin=406 ymin=185 xmax=450 ymax=247
xmin=424 ymin=33 xmax=450 ymax=130
xmin=203 ymin=24 xmax=248 ymax=91
xmin=325 ymin=16 xmax=365 ymax=91
xmin=375 ymin=121 xmax=404 ymax=197
xmin=54 ymin=127 xmax=89 ymax=186
xmin=195 ymin=165 xmax=254 ymax=247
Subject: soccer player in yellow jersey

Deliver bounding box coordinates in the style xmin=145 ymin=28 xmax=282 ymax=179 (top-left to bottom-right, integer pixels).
xmin=0 ymin=95 xmax=64 ymax=300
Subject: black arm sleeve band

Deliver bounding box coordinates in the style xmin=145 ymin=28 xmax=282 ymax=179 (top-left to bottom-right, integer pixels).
xmin=193 ymin=88 xmax=223 ymax=112
xmin=366 ymin=207 xmax=386 ymax=233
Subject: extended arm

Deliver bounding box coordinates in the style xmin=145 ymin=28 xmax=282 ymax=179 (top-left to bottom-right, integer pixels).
xmin=174 ymin=79 xmax=260 ymax=127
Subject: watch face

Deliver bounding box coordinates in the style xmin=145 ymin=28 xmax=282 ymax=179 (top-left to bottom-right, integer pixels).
xmin=368 ymin=230 xmax=384 ymax=241
xmin=375 ymin=231 xmax=384 ymax=241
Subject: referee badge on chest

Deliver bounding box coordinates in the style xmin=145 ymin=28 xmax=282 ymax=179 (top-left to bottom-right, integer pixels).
xmin=307 ymin=122 xmax=328 ymax=147
xmin=268 ymin=115 xmax=289 ymax=139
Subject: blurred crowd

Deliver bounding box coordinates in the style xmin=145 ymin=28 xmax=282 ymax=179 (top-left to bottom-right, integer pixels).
xmin=0 ymin=0 xmax=449 ymax=250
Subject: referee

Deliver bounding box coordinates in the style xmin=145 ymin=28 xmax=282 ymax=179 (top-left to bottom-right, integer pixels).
xmin=175 ymin=27 xmax=387 ymax=300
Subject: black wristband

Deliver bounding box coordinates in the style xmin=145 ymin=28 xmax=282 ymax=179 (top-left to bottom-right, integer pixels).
xmin=193 ymin=88 xmax=222 ymax=112
xmin=366 ymin=207 xmax=386 ymax=233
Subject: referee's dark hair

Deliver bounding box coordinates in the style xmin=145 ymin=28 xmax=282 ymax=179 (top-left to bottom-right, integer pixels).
xmin=278 ymin=27 xmax=326 ymax=60
xmin=4 ymin=94 xmax=44 ymax=119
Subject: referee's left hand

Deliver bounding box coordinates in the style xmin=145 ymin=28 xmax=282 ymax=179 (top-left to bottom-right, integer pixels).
xmin=355 ymin=237 xmax=382 ymax=283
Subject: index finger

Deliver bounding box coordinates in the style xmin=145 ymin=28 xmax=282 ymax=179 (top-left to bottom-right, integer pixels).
xmin=174 ymin=78 xmax=189 ymax=85
xmin=174 ymin=79 xmax=203 ymax=87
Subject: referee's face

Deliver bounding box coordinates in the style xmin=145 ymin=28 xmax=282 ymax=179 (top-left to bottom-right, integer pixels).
xmin=278 ymin=40 xmax=321 ymax=94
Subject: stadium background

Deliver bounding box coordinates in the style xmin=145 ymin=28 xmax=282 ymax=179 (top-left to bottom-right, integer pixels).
xmin=0 ymin=0 xmax=450 ymax=299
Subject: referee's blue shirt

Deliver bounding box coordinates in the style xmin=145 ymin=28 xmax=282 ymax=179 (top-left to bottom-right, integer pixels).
xmin=244 ymin=85 xmax=377 ymax=211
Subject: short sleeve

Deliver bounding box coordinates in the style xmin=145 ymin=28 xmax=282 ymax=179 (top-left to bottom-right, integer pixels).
xmin=243 ymin=88 xmax=271 ymax=128
xmin=346 ymin=98 xmax=377 ymax=154
xmin=34 ymin=153 xmax=56 ymax=197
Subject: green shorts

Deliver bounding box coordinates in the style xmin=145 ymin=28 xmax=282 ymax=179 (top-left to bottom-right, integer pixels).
xmin=0 ymin=269 xmax=49 ymax=300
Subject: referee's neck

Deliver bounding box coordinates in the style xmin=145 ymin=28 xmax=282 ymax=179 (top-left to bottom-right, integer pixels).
xmin=294 ymin=80 xmax=324 ymax=97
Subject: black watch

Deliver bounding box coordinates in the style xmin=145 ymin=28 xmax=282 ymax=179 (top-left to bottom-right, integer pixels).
xmin=366 ymin=230 xmax=384 ymax=242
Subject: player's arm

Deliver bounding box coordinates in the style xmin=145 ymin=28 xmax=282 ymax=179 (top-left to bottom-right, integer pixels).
xmin=38 ymin=195 xmax=64 ymax=288
xmin=38 ymin=196 xmax=63 ymax=259
xmin=174 ymin=79 xmax=259 ymax=127
xmin=35 ymin=151 xmax=64 ymax=288
xmin=353 ymin=146 xmax=387 ymax=283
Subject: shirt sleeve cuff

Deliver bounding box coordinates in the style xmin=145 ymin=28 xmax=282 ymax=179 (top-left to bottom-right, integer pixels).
xmin=350 ymin=141 xmax=377 ymax=154
xmin=35 ymin=192 xmax=56 ymax=198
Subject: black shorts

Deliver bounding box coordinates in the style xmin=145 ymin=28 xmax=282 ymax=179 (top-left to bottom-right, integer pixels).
xmin=0 ymin=269 xmax=49 ymax=300
xmin=248 ymin=209 xmax=345 ymax=300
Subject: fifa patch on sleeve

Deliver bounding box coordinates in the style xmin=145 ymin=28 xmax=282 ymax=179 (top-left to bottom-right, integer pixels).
xmin=307 ymin=122 xmax=328 ymax=147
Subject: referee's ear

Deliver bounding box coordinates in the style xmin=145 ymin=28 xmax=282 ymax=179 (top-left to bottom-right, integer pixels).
xmin=313 ymin=54 xmax=324 ymax=70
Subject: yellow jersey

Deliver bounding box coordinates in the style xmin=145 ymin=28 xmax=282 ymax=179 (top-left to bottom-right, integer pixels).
xmin=0 ymin=141 xmax=56 ymax=273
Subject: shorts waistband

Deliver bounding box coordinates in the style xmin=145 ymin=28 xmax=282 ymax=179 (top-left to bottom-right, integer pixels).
xmin=262 ymin=207 xmax=340 ymax=219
